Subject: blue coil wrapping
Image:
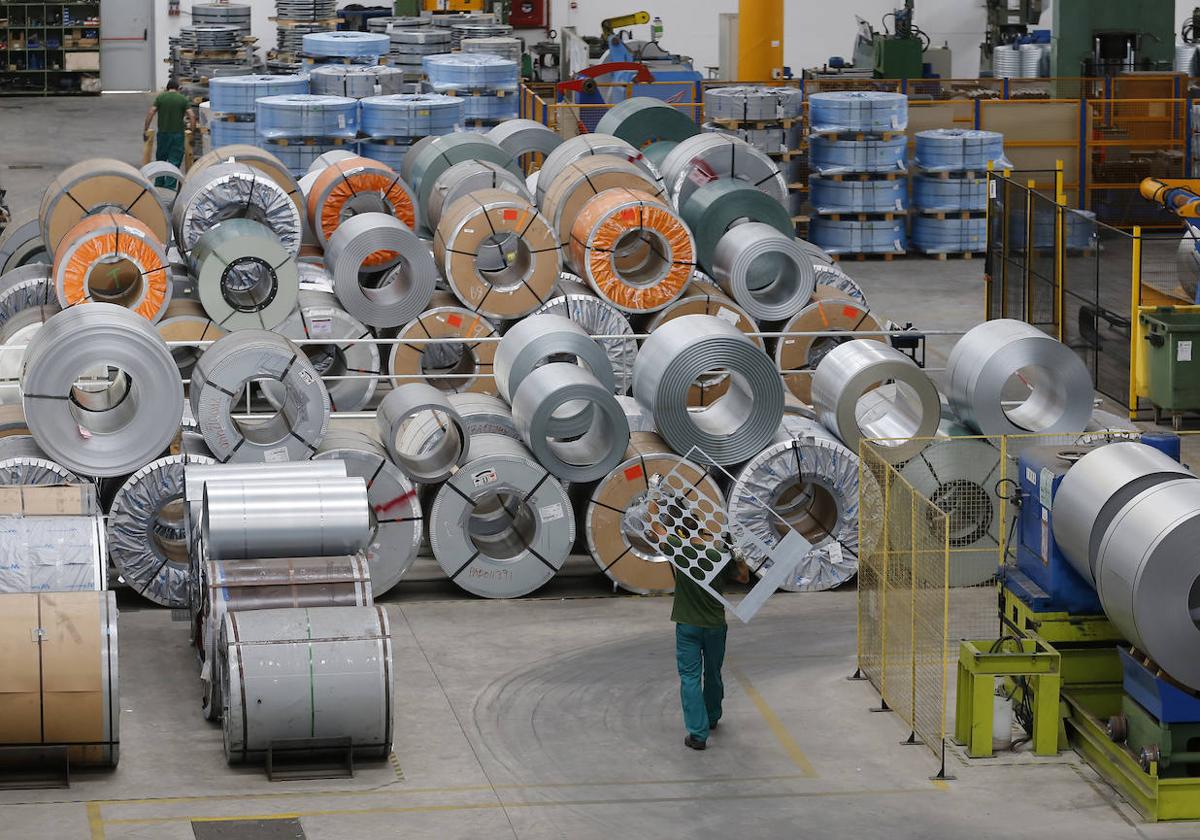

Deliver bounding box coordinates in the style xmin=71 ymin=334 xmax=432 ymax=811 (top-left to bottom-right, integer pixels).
xmin=809 ymin=91 xmax=908 ymax=134
xmin=208 ymin=74 xmax=308 ymax=114
xmin=358 ymin=139 xmax=411 ymax=171
xmin=256 ymin=94 xmax=359 ymax=139
xmin=423 ymin=53 xmax=519 ymax=92
xmin=463 ymin=92 xmax=518 ymax=122
xmin=809 ymin=175 xmax=907 ymax=214
xmin=808 ymin=218 xmax=908 ymax=254
xmin=810 ymin=135 xmax=907 ymax=175
xmin=360 ymin=93 xmax=463 ymax=138
xmin=912 ymin=174 xmax=987 ymax=212
xmin=911 ymin=216 xmax=987 ymax=253
xmin=302 ymin=31 xmax=391 ymax=59
xmin=257 ymin=140 xmax=351 ymax=178
xmin=210 ymin=119 xmax=260 ymax=148
xmin=913 ymin=129 xmax=1010 ymax=172
xmin=1008 ymin=207 xmax=1097 ymax=250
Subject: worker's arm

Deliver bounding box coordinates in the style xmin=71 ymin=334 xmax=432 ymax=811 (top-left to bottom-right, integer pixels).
xmin=187 ymin=107 xmax=198 ymax=132
xmin=143 ymin=105 xmax=157 ymax=136
xmin=731 ymin=559 xmax=750 ymax=585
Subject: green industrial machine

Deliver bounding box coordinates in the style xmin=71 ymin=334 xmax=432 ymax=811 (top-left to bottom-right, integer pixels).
xmin=1140 ymin=308 xmax=1200 ymax=429
xmin=872 ymin=0 xmax=927 ymax=79
xmin=393 ymin=0 xmax=420 ymax=15
xmin=1051 ymin=0 xmax=1175 ymax=77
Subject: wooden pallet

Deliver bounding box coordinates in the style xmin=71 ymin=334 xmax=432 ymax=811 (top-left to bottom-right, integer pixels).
xmin=918 ymin=250 xmax=982 ymax=261
xmin=262 ymin=136 xmax=355 ymax=147
xmin=916 ymin=168 xmax=987 ymax=181
xmin=766 ymin=149 xmax=802 ymax=161
xmin=832 ymin=251 xmax=904 ymax=262
xmin=918 ymin=210 xmax=987 ymax=220
xmin=813 ymin=129 xmax=905 ymax=141
xmin=819 ymin=171 xmax=903 ymax=182
xmin=822 ymin=211 xmax=903 ymax=221
xmin=708 ymin=116 xmax=799 ymax=130
xmin=270 ymin=17 xmax=339 ymax=27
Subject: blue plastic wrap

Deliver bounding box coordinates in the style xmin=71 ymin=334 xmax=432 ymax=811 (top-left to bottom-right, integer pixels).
xmin=360 ymin=93 xmax=463 ymax=138
xmin=911 ymin=216 xmax=987 ymax=253
xmin=1008 ymin=207 xmax=1097 ymax=250
xmin=912 ymin=173 xmax=988 ymax=212
xmin=808 ymin=218 xmax=907 ymax=254
xmin=810 ymin=135 xmax=907 ymax=174
xmin=257 ymin=140 xmax=350 ymax=177
xmin=913 ymin=129 xmax=1009 ymax=172
xmin=302 ymin=31 xmax=390 ymax=59
xmin=211 ymin=119 xmax=260 ymax=148
xmin=422 ymin=53 xmax=519 ymax=92
xmin=809 ymin=175 xmax=907 ymax=214
xmin=809 ymin=91 xmax=907 ymax=134
xmin=463 ymin=92 xmax=518 ymax=122
xmin=208 ymin=74 xmax=308 ymax=113
xmin=255 ymin=94 xmax=359 ymax=139
xmin=357 ymin=139 xmax=411 ymax=171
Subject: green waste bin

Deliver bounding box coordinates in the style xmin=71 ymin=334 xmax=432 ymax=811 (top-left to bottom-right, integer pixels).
xmin=1140 ymin=307 xmax=1200 ymax=417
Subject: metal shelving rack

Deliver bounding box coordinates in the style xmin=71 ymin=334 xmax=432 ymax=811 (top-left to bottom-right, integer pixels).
xmin=0 ymin=1 xmax=101 ymax=95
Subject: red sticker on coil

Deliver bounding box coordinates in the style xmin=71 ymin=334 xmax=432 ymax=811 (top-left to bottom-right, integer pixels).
xmin=503 ymin=209 xmax=518 ymax=221
xmin=619 ymin=208 xmax=638 ymax=222
xmin=842 ymin=305 xmax=861 ymax=318
xmin=447 ymin=313 xmax=463 ymax=327
xmin=624 ymin=464 xmax=644 ymax=481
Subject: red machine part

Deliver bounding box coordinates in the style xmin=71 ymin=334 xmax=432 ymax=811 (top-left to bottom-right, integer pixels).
xmin=555 ymin=62 xmax=655 ymax=96
xmin=509 ymin=0 xmax=546 ymax=28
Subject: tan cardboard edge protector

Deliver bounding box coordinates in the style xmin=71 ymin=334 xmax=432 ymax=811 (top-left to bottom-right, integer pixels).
xmin=389 ymin=297 xmax=500 ymax=395
xmin=40 ymin=158 xmax=170 ymax=253
xmin=540 ymin=155 xmax=664 ymax=250
xmin=776 ymin=298 xmax=884 ymax=404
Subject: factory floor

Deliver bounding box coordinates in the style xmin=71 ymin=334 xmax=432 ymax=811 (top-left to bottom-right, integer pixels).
xmin=2 ymin=94 xmax=1199 ymax=840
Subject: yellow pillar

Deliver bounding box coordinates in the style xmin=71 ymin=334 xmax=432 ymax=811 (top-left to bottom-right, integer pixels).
xmin=737 ymin=0 xmax=784 ymax=81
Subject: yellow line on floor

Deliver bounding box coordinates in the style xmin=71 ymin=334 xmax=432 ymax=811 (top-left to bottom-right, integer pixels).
xmin=729 ymin=665 xmax=818 ymax=778
xmin=86 ymin=801 xmax=105 ymax=840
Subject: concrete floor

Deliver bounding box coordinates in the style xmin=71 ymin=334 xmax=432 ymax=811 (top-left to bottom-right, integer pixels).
xmin=1 ymin=94 xmax=1196 ymax=840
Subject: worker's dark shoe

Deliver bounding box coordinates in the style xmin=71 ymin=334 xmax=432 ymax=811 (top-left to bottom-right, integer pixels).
xmin=684 ymin=735 xmax=707 ymax=751
xmin=709 ymin=720 xmax=720 ymax=731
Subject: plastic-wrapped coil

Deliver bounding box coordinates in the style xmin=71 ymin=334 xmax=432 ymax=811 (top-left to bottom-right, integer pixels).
xmin=306 ymin=156 xmax=417 ymax=253
xmin=263 ymin=290 xmax=379 ymax=412
xmin=912 ymin=173 xmax=987 ymax=213
xmin=462 ymin=92 xmax=519 ymax=122
xmin=913 ymin=129 xmax=1008 ymax=172
xmin=1009 ymin=206 xmax=1097 ymax=251
xmin=367 ymin=15 xmax=429 ymax=32
xmin=174 ymin=161 xmax=303 ymax=259
xmin=209 ymin=74 xmax=307 ymax=112
xmin=1050 ymin=442 xmax=1194 ymax=587
xmin=808 ymin=91 xmax=908 ymax=134
xmin=711 ymin=222 xmax=814 ymax=322
xmin=775 ymin=299 xmax=884 ymax=404
xmin=209 ymin=116 xmax=260 ymax=149
xmin=360 ymin=93 xmax=464 ymax=140
xmin=509 ymin=362 xmax=629 ymax=482
xmin=190 ymin=144 xmax=305 ymax=221
xmin=808 ymin=218 xmax=907 ymax=255
xmin=659 ymin=133 xmax=787 ymax=211
xmin=594 ymin=96 xmax=699 ymax=149
xmin=434 ymin=188 xmax=561 ymax=320
xmin=255 ymin=94 xmax=359 ymax=140
xmin=309 ymin=64 xmax=406 ymax=98
xmin=387 ymin=296 xmax=499 ymax=394
xmin=945 ymin=319 xmax=1092 ymax=435
xmin=911 ymin=216 xmax=986 ymax=255
xmin=679 ymin=179 xmax=794 ymax=275
xmin=534 ymin=276 xmax=637 ymax=395
xmin=584 ymin=432 xmax=723 ymax=594
xmin=156 ymin=298 xmax=227 ymax=380
xmin=0 ymin=263 xmax=56 ymax=329
xmin=376 ymin=382 xmax=469 ymax=483
xmin=541 ymin=155 xmax=664 ymax=249
xmin=423 ymin=53 xmax=519 ymax=92
xmin=190 ymin=218 xmax=300 ymax=331
xmin=427 ymin=160 xmax=530 ymax=233
xmin=534 ymin=133 xmax=661 ymax=207
xmin=313 ymin=429 xmax=422 ymax=594
xmin=461 ymin=35 xmax=522 ymax=63
xmin=219 ymin=605 xmax=392 ymax=763
xmin=811 ymin=339 xmax=940 ymax=463
xmin=809 ymin=136 xmax=907 ymax=175
xmin=358 ymin=139 xmax=413 ymax=172
xmin=0 ymin=209 xmax=49 ymax=273
xmin=642 ymin=140 xmax=678 ymax=170
xmin=21 ymin=303 xmax=182 ymax=477
xmin=51 ymin=213 xmax=170 ymax=323
xmin=406 ymin=133 xmax=514 ymax=230
xmin=428 ymin=433 xmax=573 ymax=598
xmin=633 ymin=314 xmax=783 ymax=466
xmin=570 ymin=187 xmax=693 ymax=314
xmin=306 ymin=149 xmax=358 ymax=175
xmin=705 ymin=85 xmax=804 ymax=121
xmin=809 ymin=175 xmax=907 ymax=214
xmin=190 ymin=330 xmax=330 ymax=463
xmin=0 ymin=455 xmax=81 ymax=485
xmin=302 ymin=30 xmax=390 ymax=58
xmin=728 ymin=422 xmax=880 ymax=592
xmin=325 ymin=212 xmax=437 ymax=329
xmin=39 ymin=158 xmax=170 ymax=253
xmin=0 ymin=305 xmax=60 ymax=404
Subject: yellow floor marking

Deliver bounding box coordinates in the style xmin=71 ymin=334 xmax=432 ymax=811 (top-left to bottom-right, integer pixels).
xmin=729 ymin=665 xmax=819 ymax=778
xmin=86 ymin=801 xmax=105 ymax=840
xmin=931 ymin=779 xmax=950 ymax=791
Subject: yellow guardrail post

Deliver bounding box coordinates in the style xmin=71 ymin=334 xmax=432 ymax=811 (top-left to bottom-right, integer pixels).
xmin=1130 ymin=225 xmax=1142 ymax=418
xmin=1055 ymin=160 xmax=1066 ymax=341
xmin=908 ymin=491 xmax=919 ymax=742
xmin=1025 ymin=179 xmax=1036 ymax=324
xmin=985 ymin=163 xmax=994 ymax=320
xmin=878 ymin=456 xmax=891 ymax=709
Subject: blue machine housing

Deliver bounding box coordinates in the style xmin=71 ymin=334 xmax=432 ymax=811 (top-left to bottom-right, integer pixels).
xmin=602 ymin=37 xmax=702 ymax=105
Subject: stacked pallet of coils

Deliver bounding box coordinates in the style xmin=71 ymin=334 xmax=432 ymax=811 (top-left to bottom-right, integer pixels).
xmin=372 ymin=19 xmax=449 ymax=75
xmin=358 ymin=93 xmax=465 ymax=172
xmin=910 ymin=129 xmax=1008 ymax=258
xmin=423 ymin=52 xmax=520 ymax=127
xmin=204 ymin=74 xmax=308 ymax=155
xmin=255 ymin=92 xmax=361 ymax=176
xmin=269 ymin=0 xmax=338 ymax=73
xmin=170 ymin=7 xmax=259 ymax=104
xmin=807 ymin=91 xmax=909 ymax=258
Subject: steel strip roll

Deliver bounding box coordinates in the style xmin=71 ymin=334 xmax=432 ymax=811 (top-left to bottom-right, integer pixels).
xmin=541 ymin=155 xmax=664 ymax=248
xmin=39 ymin=158 xmax=170 ymax=253
xmin=1051 ymin=442 xmax=1194 ymax=586
xmin=387 ymin=297 xmax=499 ymax=394
xmin=435 ymin=189 xmax=561 ymax=320
xmin=811 ymin=339 xmax=940 ymax=464
xmin=307 ymin=156 xmax=417 ymax=252
xmin=1095 ymin=479 xmax=1200 ymax=690
xmin=462 ymin=36 xmax=522 ymax=63
xmin=946 ymin=319 xmax=1092 ymax=435
xmin=406 ymin=133 xmax=515 ymax=231
xmin=52 ymin=213 xmax=170 ymax=322
xmin=633 ymin=314 xmax=783 ymax=466
xmin=802 ymin=238 xmax=837 ymax=268
xmin=0 ymin=305 xmax=60 ymax=404
xmin=22 ymin=303 xmax=183 ymax=477
xmin=306 ymin=149 xmax=359 ymax=175
xmin=191 ymin=145 xmax=305 ymax=220
xmin=585 ymin=432 xmax=722 ymax=594
xmin=809 ymin=136 xmax=908 ymax=175
xmin=190 ymin=330 xmax=330 ymax=463
xmin=174 ymin=161 xmax=303 ymax=257
xmin=423 ymin=53 xmax=519 ymax=92
xmin=570 ymin=187 xmax=693 ymax=314
xmin=428 ymin=433 xmax=573 ymax=598
xmin=376 ymin=382 xmax=469 ymax=483
xmin=358 ymin=139 xmax=413 ymax=172
xmin=326 ymin=212 xmax=437 ymax=329
xmin=534 ymin=133 xmax=660 ymax=207
xmin=512 ymin=362 xmax=630 ymax=482
xmin=659 ymin=133 xmax=787 ymax=211
xmin=808 ymin=218 xmax=907 ymax=255
xmin=141 ymin=161 xmax=185 ymax=207
xmin=302 ymin=30 xmax=389 ymax=58
xmin=427 ymin=160 xmax=530 ymax=233
xmin=0 ymin=455 xmax=81 ymax=485
xmin=209 ymin=74 xmax=308 ymax=112
xmin=0 ymin=264 xmax=57 ymax=329
xmin=679 ymin=179 xmax=794 ymax=274
xmin=191 ymin=218 xmax=300 ymax=331
xmin=0 ymin=591 xmax=119 ymax=767
xmin=911 ymin=216 xmax=986 ymax=255
xmin=776 ymin=299 xmax=884 ymax=403
xmin=703 ymin=122 xmax=795 ymax=156
xmin=220 ymin=605 xmax=392 ymax=763
xmin=401 ymin=392 xmax=520 ymax=457
xmin=809 ymin=175 xmax=907 ymax=214
xmin=255 ymin=94 xmax=359 ymax=140
xmin=534 ymin=276 xmax=637 ymax=395
xmin=263 ymin=290 xmax=379 ymax=412
xmin=450 ymin=22 xmax=512 ymax=49
xmin=705 ymin=85 xmax=804 ymax=122
xmin=808 ymin=91 xmax=908 ymax=134
xmin=367 ymin=15 xmax=429 ymax=32
xmin=594 ymin=96 xmax=699 ymax=149
xmin=643 ymin=140 xmax=678 ymax=170
xmin=912 ymin=174 xmax=987 ymax=213
xmin=711 ymin=222 xmax=814 ymax=322
xmin=360 ymin=94 xmax=464 ymax=139
xmin=615 ymin=394 xmax=655 ymax=432
xmin=0 ymin=209 xmax=49 ymax=273
xmin=107 ymin=453 xmax=215 ymax=607
xmin=913 ymin=129 xmax=1007 ymax=172
xmin=1177 ymin=43 xmax=1199 ymax=74
xmin=309 ymin=64 xmax=406 ymax=98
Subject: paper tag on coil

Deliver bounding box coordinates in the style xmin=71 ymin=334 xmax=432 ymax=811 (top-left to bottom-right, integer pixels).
xmin=539 ymin=503 xmax=564 ymax=522
xmin=309 ymin=316 xmax=333 ymax=337
xmin=472 ymin=468 xmax=497 ymax=486
xmin=338 ymin=114 xmax=346 ymax=129
xmin=297 ymin=368 xmax=315 ymax=385
xmin=716 ymin=306 xmax=741 ymax=325
xmin=264 ymin=446 xmax=290 ymax=462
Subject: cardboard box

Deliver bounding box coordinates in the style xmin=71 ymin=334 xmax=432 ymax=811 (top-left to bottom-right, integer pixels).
xmin=65 ymin=51 xmax=99 ymax=71
xmin=0 ymin=484 xmax=98 ymax=517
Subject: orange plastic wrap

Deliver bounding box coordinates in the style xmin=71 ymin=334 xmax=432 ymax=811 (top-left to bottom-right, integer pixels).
xmin=52 ymin=213 xmax=169 ymax=323
xmin=307 ymin=156 xmax=416 ymax=267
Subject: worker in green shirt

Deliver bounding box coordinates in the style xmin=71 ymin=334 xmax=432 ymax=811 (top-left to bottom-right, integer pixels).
xmin=143 ymin=80 xmax=196 ymax=171
xmin=672 ymin=551 xmax=749 ymax=751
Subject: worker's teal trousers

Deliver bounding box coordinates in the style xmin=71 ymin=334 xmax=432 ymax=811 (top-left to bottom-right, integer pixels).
xmin=675 ymin=623 xmax=727 ymax=742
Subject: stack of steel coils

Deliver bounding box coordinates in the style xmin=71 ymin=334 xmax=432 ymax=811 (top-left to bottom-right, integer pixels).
xmin=302 ymin=31 xmax=390 ymax=61
xmin=423 ymin=53 xmax=520 ymax=124
xmin=206 ymin=74 xmax=307 ymax=151
xmin=255 ymin=94 xmax=359 ymax=175
xmin=193 ymin=2 xmax=251 ymax=35
xmin=450 ymin=21 xmax=513 ymax=50
xmin=272 ymin=0 xmax=338 ymax=70
xmin=358 ymin=93 xmax=465 ymax=171
xmin=702 ymin=85 xmax=803 ymax=211
xmin=909 ymin=129 xmax=1008 ymax=255
xmin=460 ymin=36 xmax=522 ymax=64
xmin=1177 ymin=43 xmax=1199 ymax=75
xmin=993 ymin=44 xmax=1023 ymax=78
xmin=171 ymin=11 xmax=259 ymax=103
xmin=387 ymin=28 xmax=451 ymax=69
xmin=309 ymin=64 xmax=407 ymax=98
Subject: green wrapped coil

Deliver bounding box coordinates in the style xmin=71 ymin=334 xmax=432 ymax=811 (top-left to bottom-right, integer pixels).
xmin=595 ymin=97 xmax=698 ymax=149
xmin=642 ymin=140 xmax=679 ymax=170
xmin=680 ymin=179 xmax=794 ymax=274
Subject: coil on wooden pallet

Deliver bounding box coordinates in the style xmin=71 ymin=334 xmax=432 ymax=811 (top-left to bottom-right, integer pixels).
xmin=540 ymin=155 xmax=664 ymax=249
xmin=306 ymin=155 xmax=417 ymax=255
xmin=190 ymin=218 xmax=300 ymax=331
xmin=533 ymin=274 xmax=637 ymax=395
xmin=39 ymin=158 xmax=170 ymax=253
xmin=427 ymin=159 xmax=530 ymax=232
xmin=387 ymin=294 xmax=499 ymax=394
xmin=326 ymin=212 xmax=438 ymax=329
xmin=52 ymin=213 xmax=171 ymax=322
xmin=0 ymin=208 xmax=49 ymax=273
xmin=534 ymin=132 xmax=661 ymax=206
xmin=712 ymin=222 xmax=815 ymax=322
xmin=173 ymin=161 xmax=303 ymax=257
xmin=377 ymin=382 xmax=470 ymax=483
xmin=775 ymin=298 xmax=886 ymax=404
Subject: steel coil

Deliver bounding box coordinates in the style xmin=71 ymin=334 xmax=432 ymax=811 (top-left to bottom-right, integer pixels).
xmin=534 ymin=275 xmax=637 ymax=395
xmin=400 ymin=392 xmax=521 ymax=458
xmin=809 ymin=136 xmax=907 ymax=175
xmin=174 ymin=161 xmax=303 ymax=257
xmin=946 ymin=319 xmax=1092 ymax=435
xmin=0 ymin=304 xmax=60 ymax=404
xmin=809 ymin=175 xmax=907 ymax=214
xmin=643 ymin=140 xmax=678 ymax=170
xmin=594 ymin=96 xmax=698 ymax=149
xmin=209 ymin=74 xmax=307 ymax=112
xmin=406 ymin=133 xmax=514 ymax=231
xmin=376 ymin=382 xmax=469 ymax=483
xmin=325 ymin=212 xmax=437 ymax=329
xmin=0 ymin=455 xmax=81 ymax=485
xmin=0 ymin=263 xmax=56 ymax=329
xmin=387 ymin=296 xmax=499 ymax=394
xmin=141 ymin=161 xmax=186 ymax=209
xmin=22 ymin=303 xmax=183 ymax=477
xmin=309 ymin=64 xmax=406 ymax=98
xmin=705 ymin=85 xmax=804 ymax=121
xmin=306 ymin=155 xmax=417 ymax=251
xmin=191 ymin=218 xmax=300 ymax=331
xmin=39 ymin=158 xmax=170 ymax=253
xmin=255 ymin=94 xmax=359 ymax=140
xmin=190 ymin=329 xmax=330 ymax=463
xmin=427 ymin=160 xmax=530 ymax=233
xmin=449 ymin=21 xmax=511 ymax=49
xmin=52 ymin=213 xmax=170 ymax=322
xmin=191 ymin=145 xmax=305 ymax=220
xmin=541 ymin=155 xmax=664 ymax=248
xmin=1176 ymin=43 xmax=1199 ymax=75
xmin=633 ymin=314 xmax=783 ymax=466
xmin=808 ymin=218 xmax=908 ymax=255
xmin=305 ymin=149 xmax=358 ymax=175
xmin=0 ymin=209 xmax=49 ymax=273
xmin=808 ymin=91 xmax=907 ymax=134
xmin=302 ymin=30 xmax=389 ymax=58
xmin=423 ymin=53 xmax=519 ymax=92
xmin=367 ymin=15 xmax=429 ymax=32
xmin=360 ymin=93 xmax=464 ymax=139
xmin=911 ymin=216 xmax=986 ymax=254
xmin=680 ymin=179 xmax=794 ymax=274
xmin=912 ymin=173 xmax=988 ymax=213
xmin=913 ymin=129 xmax=1007 ymax=172
xmin=776 ymin=299 xmax=884 ymax=403
xmin=485 ymin=118 xmax=561 ymax=166
xmin=534 ymin=133 xmax=660 ymax=206
xmin=461 ymin=35 xmax=522 ymax=62
xmin=659 ymin=133 xmax=786 ymax=211
xmin=711 ymin=222 xmax=814 ymax=321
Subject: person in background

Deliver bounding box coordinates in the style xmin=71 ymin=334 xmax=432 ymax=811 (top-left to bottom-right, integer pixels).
xmin=143 ymin=80 xmax=196 ymax=170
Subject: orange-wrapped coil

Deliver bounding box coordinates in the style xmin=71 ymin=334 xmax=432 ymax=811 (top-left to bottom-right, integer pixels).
xmin=52 ymin=213 xmax=170 ymax=323
xmin=306 ymin=155 xmax=417 ymax=267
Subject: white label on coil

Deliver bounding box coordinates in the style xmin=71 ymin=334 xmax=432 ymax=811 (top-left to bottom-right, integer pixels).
xmin=989 ymin=178 xmax=997 ymax=198
xmin=387 ymin=23 xmax=394 ymax=32
xmin=374 ymin=84 xmax=382 ymax=95
xmin=1038 ymin=467 xmax=1054 ymax=510
xmin=309 ymin=316 xmax=334 ymax=337
xmin=1025 ymin=466 xmax=1035 ymax=485
xmin=539 ymin=503 xmax=564 ymax=522
xmin=472 ymin=468 xmax=497 ymax=486
xmin=264 ymin=446 xmax=290 ymax=463
xmin=770 ymin=40 xmax=780 ymax=47
xmin=1180 ymin=340 xmax=1193 ymax=362
xmin=716 ymin=306 xmax=740 ymax=325
xmin=337 ymin=114 xmax=346 ymax=129
xmin=297 ymin=368 xmax=315 ymax=385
